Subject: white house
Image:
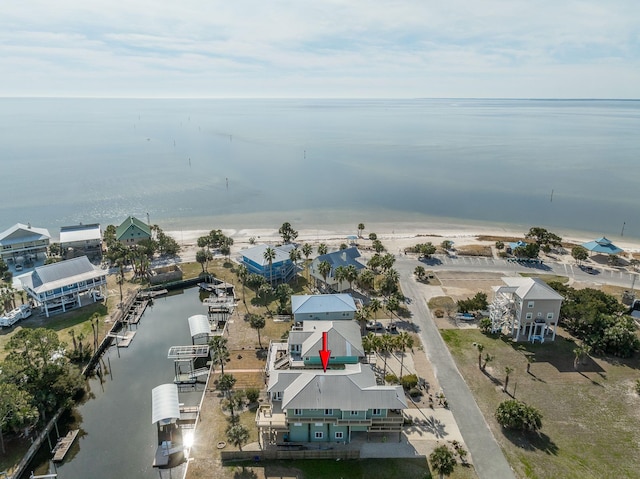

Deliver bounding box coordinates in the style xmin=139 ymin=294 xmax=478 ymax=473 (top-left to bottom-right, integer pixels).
xmin=489 ymin=277 xmax=564 ymax=342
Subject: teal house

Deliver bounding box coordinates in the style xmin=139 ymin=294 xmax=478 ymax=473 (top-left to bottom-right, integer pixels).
xmin=257 ymin=363 xmax=406 ymax=445
xmin=116 ymin=216 xmax=151 ymax=245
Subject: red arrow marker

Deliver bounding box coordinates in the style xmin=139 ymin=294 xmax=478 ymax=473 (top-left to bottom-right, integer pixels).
xmin=319 ymin=331 xmax=331 ymax=372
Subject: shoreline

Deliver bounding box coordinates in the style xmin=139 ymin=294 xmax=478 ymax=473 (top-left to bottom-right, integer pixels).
xmin=166 ymin=219 xmax=640 ymax=260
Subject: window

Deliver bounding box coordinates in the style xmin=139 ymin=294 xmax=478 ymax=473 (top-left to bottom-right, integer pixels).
xmin=315 ymin=432 xmax=323 ymax=439
xmin=335 ymin=432 xmax=344 ymax=439
xmin=537 ymin=312 xmax=543 ymax=317
xmin=324 ymin=409 xmax=333 ymax=416
xmin=273 ymin=392 xmax=282 ymax=400
xmin=525 ymin=313 xmax=533 ymax=320
xmin=350 ymin=411 xmax=358 ymax=416
xmin=527 ymin=301 xmax=535 ymax=308
xmin=294 ymin=409 xmax=302 ymax=416
xmin=372 ymin=409 xmax=382 ymax=416
xmin=547 ymin=312 xmax=554 ymax=320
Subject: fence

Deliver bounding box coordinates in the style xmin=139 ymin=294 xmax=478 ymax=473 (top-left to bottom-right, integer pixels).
xmin=221 ymin=448 xmax=360 ymax=463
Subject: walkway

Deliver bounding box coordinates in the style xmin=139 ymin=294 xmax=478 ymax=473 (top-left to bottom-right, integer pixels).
xmin=396 ymin=257 xmax=516 ymax=479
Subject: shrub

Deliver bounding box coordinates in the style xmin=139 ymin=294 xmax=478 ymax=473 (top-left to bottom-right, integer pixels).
xmin=434 ymin=309 xmax=444 ymax=318
xmin=409 ymin=387 xmax=422 ymax=398
xmin=635 ymin=379 xmax=640 ymax=395
xmin=479 ymin=317 xmax=492 ymax=333
xmin=385 ymin=373 xmax=399 ymax=384
xmin=401 ymin=374 xmax=419 ymax=390
xmin=245 ymin=388 xmax=260 ymax=403
xmin=495 ymin=399 xmax=542 ymax=432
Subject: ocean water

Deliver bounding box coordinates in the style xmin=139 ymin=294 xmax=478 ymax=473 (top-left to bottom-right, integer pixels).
xmin=1 ymin=98 xmax=639 ymax=239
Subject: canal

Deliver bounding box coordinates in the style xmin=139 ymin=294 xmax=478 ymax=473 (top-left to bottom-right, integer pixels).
xmin=29 ymin=286 xmax=208 ymax=479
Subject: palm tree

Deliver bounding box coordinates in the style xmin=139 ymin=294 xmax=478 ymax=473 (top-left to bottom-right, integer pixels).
xmin=474 ymin=342 xmax=484 ymax=370
xmin=378 ymin=334 xmax=393 ymax=377
xmin=236 ymin=264 xmax=248 ymax=305
xmin=258 ymin=283 xmax=273 ymax=312
xmin=395 ymin=332 xmax=415 ymax=379
xmin=504 ymin=366 xmax=514 ymax=393
xmin=362 ymin=332 xmax=378 ymax=363
xmin=248 ymin=313 xmax=266 ymax=349
xmin=429 ymin=444 xmax=457 ymax=479
xmin=334 ymin=265 xmax=347 ymax=291
xmin=357 ymin=223 xmax=365 ymax=238
xmin=355 ymin=307 xmax=370 ymax=335
xmin=289 ymin=247 xmax=301 ymax=284
xmin=226 ymin=424 xmax=250 ymax=451
xmin=317 ymin=260 xmax=332 ymax=291
xmin=263 ymin=246 xmax=276 ymax=285
xmin=209 ymin=336 xmax=230 ymax=375
xmin=369 ymin=298 xmax=382 ymax=319
xmin=358 ymin=269 xmax=375 ymax=291
xmin=344 ymin=264 xmax=359 ymax=291
xmin=317 ymin=243 xmax=328 ymax=256
xmin=301 ymin=243 xmax=313 ymax=280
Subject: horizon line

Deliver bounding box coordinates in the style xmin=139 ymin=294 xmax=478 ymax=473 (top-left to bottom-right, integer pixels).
xmin=0 ymin=96 xmax=639 ymax=101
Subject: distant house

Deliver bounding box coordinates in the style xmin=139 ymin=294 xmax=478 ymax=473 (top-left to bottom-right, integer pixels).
xmin=489 ymin=277 xmax=564 ymax=342
xmin=506 ymin=240 xmax=527 ymax=254
xmin=309 ymin=247 xmax=365 ymax=292
xmin=116 ymin=216 xmax=151 ymax=245
xmin=291 ymin=294 xmax=357 ymax=322
xmin=20 ymin=256 xmax=107 ymax=317
xmin=258 ymin=318 xmax=406 ymax=446
xmin=239 ymin=244 xmax=295 ymax=284
xmin=60 ymin=223 xmax=102 ymax=259
xmin=0 ymin=223 xmax=51 ymax=262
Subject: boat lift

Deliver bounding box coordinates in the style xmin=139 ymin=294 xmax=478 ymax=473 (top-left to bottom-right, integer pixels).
xmin=167 ymin=345 xmax=210 ymax=384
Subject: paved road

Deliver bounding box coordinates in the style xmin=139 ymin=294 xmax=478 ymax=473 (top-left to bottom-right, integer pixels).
xmin=396 ymin=257 xmax=517 ymax=479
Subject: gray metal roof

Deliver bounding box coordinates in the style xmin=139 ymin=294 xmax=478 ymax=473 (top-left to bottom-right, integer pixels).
xmin=280 ymin=364 xmax=407 ymax=411
xmin=502 ymin=277 xmax=564 ymax=301
xmin=0 ymin=223 xmax=50 ymax=245
xmin=152 ymin=383 xmax=180 ymax=424
xmin=22 ymin=256 xmax=105 ymax=294
xmin=298 ymin=321 xmax=364 ymax=358
xmin=291 ymin=294 xmax=357 ymax=315
xmin=188 ymin=314 xmax=211 ymax=339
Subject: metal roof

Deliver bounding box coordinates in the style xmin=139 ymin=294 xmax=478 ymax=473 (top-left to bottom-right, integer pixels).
xmin=502 ymin=277 xmax=564 ymax=301
xmin=21 ymin=256 xmax=105 ymax=294
xmin=291 ymin=294 xmax=357 ymax=315
xmin=0 ymin=223 xmax=50 ymax=245
xmin=297 ymin=321 xmax=364 ymax=358
xmin=279 ymin=364 xmax=407 ymax=411
xmin=151 ymin=383 xmax=180 ymax=424
xmin=581 ymin=237 xmax=623 ymax=255
xmin=188 ymin=314 xmax=211 ymax=339
xmin=60 ymin=224 xmax=102 ymax=244
xmin=240 ymin=243 xmax=292 ymax=266
xmin=313 ymin=247 xmax=365 ymax=271
xmin=116 ymin=216 xmax=151 ymax=240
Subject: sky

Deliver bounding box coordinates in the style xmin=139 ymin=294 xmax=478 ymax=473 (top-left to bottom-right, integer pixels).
xmin=2 ymin=1 xmax=639 ymax=98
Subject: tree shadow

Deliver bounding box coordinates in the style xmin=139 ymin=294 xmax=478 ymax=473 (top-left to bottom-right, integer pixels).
xmin=501 ymin=429 xmax=559 ymax=455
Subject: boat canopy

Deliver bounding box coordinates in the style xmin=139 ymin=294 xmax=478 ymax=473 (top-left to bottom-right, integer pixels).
xmin=188 ymin=314 xmax=211 ymax=340
xmin=151 ymin=383 xmax=180 ymax=425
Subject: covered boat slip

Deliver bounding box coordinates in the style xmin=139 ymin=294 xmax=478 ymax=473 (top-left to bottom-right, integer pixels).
xmin=188 ymin=314 xmax=219 ymax=344
xmin=168 ymin=345 xmax=211 ymax=384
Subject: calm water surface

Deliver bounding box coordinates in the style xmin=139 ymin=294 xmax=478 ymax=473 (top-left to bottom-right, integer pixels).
xmin=1 ymin=98 xmax=639 ymax=238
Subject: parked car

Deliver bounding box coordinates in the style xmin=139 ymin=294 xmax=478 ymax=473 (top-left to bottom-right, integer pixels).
xmin=579 ymin=265 xmax=598 ymax=275
xmin=366 ymin=321 xmax=384 ymax=331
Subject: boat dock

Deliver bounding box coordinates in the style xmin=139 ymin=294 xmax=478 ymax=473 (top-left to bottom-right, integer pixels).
xmin=108 ymin=330 xmax=137 ymax=348
xmin=52 ymin=429 xmax=79 ymax=462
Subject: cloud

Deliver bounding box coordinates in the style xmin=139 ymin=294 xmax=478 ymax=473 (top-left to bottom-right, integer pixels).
xmin=1 ymin=1 xmax=639 ymax=97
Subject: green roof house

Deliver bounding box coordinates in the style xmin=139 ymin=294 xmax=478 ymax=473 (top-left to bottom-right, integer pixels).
xmin=116 ymin=216 xmax=151 ymax=245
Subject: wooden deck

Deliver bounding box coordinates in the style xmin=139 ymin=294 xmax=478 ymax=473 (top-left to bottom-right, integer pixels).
xmin=108 ymin=330 xmax=136 ymax=347
xmin=52 ymin=429 xmax=79 ymax=462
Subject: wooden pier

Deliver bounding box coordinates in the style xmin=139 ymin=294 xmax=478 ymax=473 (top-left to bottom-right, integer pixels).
xmin=52 ymin=429 xmax=79 ymax=462
xmin=108 ymin=330 xmax=137 ymax=347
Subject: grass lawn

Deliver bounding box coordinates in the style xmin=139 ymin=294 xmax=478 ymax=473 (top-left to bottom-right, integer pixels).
xmin=441 ymin=329 xmax=640 ymax=479
xmin=518 ymin=273 xmax=569 ymax=284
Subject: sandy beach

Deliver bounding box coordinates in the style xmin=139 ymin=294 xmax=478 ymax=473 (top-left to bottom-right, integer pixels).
xmin=167 ymin=221 xmax=640 ymax=264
